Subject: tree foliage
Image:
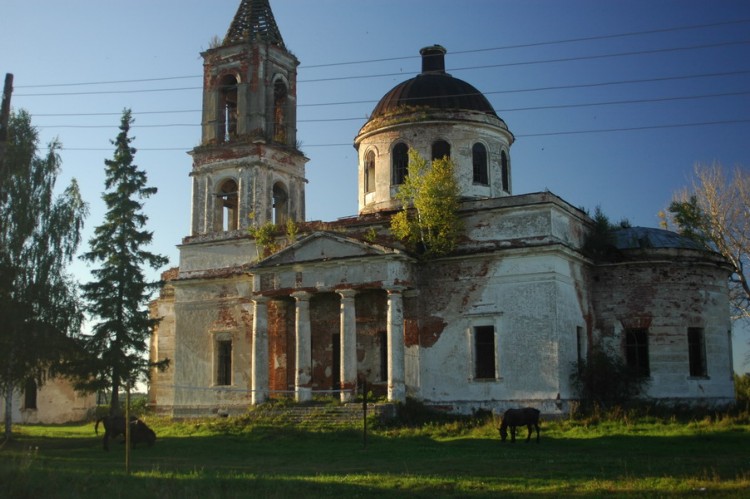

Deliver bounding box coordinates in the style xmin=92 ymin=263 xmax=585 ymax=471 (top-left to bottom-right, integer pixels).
xmin=390 ymin=149 xmax=462 ymax=258
xmin=76 ymin=109 xmax=169 ymax=415
xmin=581 ymin=206 xmax=631 ymax=261
xmin=247 ymin=212 xmax=279 ymax=260
xmin=0 ymin=110 xmax=87 ymax=438
xmin=735 ymin=373 xmax=750 ymax=405
xmin=662 ymin=162 xmax=750 ymax=321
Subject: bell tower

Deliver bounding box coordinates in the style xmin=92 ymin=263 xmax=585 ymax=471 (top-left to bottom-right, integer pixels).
xmin=189 ymin=0 xmax=307 ymax=236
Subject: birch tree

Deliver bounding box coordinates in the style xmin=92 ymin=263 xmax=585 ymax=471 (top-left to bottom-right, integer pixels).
xmin=663 ymin=162 xmax=750 ymax=321
xmin=0 ymin=110 xmax=86 ymax=440
xmin=390 ymin=149 xmax=462 ymax=258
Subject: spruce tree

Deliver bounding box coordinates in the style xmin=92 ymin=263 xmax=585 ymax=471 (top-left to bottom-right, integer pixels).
xmin=80 ymin=109 xmax=168 ymax=415
xmin=0 ymin=110 xmax=87 ymax=439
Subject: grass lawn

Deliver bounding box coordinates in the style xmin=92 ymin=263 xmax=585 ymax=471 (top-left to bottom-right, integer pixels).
xmin=1 ymin=410 xmax=749 ymax=498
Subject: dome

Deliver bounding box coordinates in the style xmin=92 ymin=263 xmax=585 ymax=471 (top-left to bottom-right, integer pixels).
xmin=368 ymin=45 xmax=499 ymax=119
xmin=611 ymin=227 xmax=707 ymax=251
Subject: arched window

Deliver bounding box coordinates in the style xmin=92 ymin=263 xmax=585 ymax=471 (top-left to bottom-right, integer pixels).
xmin=273 ymin=182 xmax=289 ymax=225
xmin=218 ymin=75 xmax=238 ymax=142
xmin=364 ymin=151 xmax=375 ymax=193
xmin=501 ymin=151 xmax=510 ymax=192
xmin=432 ymin=140 xmax=450 ymax=160
xmin=217 ymin=179 xmax=239 ymax=232
xmin=472 ymin=143 xmax=488 ymax=185
xmin=392 ymin=143 xmax=408 ymax=185
xmin=273 ymin=79 xmax=288 ymax=144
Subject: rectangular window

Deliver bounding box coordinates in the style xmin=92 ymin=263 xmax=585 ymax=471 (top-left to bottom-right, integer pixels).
xmin=217 ymin=340 xmax=232 ymax=386
xmin=688 ymin=327 xmax=707 ymax=377
xmin=24 ymin=379 xmax=37 ymax=410
xmin=625 ymin=328 xmax=649 ymax=377
xmin=474 ymin=326 xmax=496 ymax=379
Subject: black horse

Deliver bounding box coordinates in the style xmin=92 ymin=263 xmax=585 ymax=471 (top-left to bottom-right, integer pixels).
xmin=95 ymin=415 xmax=156 ymax=451
xmin=499 ymin=407 xmax=540 ymax=443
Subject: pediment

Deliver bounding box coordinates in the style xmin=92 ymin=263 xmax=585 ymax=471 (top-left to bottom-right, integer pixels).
xmin=251 ymin=231 xmax=404 ymax=269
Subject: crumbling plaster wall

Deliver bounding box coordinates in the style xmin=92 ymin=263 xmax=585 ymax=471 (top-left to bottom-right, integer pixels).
xmin=1 ymin=379 xmax=96 ymax=424
xmin=169 ymin=275 xmax=253 ymax=415
xmin=178 ymin=238 xmax=257 ymax=275
xmin=149 ymin=283 xmax=176 ymax=412
xmin=409 ymin=247 xmax=589 ymax=414
xmin=400 ymin=196 xmax=591 ymax=413
xmin=592 ymin=254 xmax=734 ymax=403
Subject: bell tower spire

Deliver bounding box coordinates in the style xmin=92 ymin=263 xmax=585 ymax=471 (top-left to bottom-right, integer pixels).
xmin=188 ymin=0 xmax=306 ymax=237
xmin=224 ymin=0 xmax=286 ymax=48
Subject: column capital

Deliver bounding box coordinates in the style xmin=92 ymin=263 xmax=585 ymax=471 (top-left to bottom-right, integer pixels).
xmin=251 ymin=294 xmax=269 ymax=304
xmin=385 ymin=285 xmax=407 ymax=295
xmin=291 ymin=290 xmax=312 ymax=301
xmin=336 ymin=288 xmax=358 ymax=299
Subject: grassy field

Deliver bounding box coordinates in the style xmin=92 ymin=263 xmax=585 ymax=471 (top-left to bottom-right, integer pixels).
xmin=1 ymin=408 xmax=749 ymax=498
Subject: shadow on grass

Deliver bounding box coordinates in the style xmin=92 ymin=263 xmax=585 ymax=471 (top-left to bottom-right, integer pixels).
xmin=2 ymin=426 xmax=749 ymax=497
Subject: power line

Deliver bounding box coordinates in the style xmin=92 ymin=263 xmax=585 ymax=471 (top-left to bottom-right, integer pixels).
xmin=23 ymin=69 xmax=750 ymax=118
xmin=35 ymin=89 xmax=750 ymax=128
xmin=15 ymin=18 xmax=750 ymax=86
xmin=14 ymin=40 xmax=750 ymax=97
xmin=515 ymin=119 xmax=750 ymax=137
xmin=33 ymin=110 xmax=201 ymax=117
xmin=302 ymin=19 xmax=750 ymax=68
xmin=298 ymin=39 xmax=750 ymax=84
xmin=16 ymin=75 xmax=201 ymax=89
xmin=55 ymin=119 xmax=750 ymax=151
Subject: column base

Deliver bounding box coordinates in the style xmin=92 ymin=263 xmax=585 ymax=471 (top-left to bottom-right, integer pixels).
xmin=295 ymin=386 xmax=312 ymax=402
xmin=388 ymin=383 xmax=406 ymax=403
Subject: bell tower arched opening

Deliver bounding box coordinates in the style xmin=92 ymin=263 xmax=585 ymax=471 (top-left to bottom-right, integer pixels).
xmin=272 ymin=182 xmax=289 ymax=225
xmin=218 ymin=74 xmax=238 ymax=142
xmin=216 ymin=178 xmax=239 ymax=232
xmin=273 ymin=79 xmax=288 ymax=145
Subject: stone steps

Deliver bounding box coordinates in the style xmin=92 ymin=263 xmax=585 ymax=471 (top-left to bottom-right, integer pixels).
xmin=242 ymin=402 xmax=394 ymax=428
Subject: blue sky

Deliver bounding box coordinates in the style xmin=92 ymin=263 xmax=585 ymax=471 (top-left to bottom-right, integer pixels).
xmin=2 ymin=0 xmax=749 ymax=371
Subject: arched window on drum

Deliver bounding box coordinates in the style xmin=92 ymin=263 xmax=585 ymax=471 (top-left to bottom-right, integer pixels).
xmin=472 ymin=143 xmax=488 ymax=185
xmin=364 ymin=150 xmax=376 ymax=194
xmin=392 ymin=143 xmax=408 ymax=186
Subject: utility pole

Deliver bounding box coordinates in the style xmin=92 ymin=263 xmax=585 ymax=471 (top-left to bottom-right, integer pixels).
xmin=0 ymin=73 xmax=14 ymax=184
xmin=0 ymin=73 xmax=11 ymax=442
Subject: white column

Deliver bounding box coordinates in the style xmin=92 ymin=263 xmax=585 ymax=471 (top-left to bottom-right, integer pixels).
xmin=251 ymin=296 xmax=269 ymax=405
xmin=291 ymin=291 xmax=312 ymax=402
xmin=338 ymin=289 xmax=357 ymax=402
xmin=386 ymin=287 xmax=406 ymax=403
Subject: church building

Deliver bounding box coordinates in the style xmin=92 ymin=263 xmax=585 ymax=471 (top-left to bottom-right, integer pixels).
xmin=148 ymin=0 xmax=735 ymax=417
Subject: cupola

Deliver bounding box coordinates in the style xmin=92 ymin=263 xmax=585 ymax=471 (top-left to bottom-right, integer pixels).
xmin=354 ymin=46 xmax=514 ymax=215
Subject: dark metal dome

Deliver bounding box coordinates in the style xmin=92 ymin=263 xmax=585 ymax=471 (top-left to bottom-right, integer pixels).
xmin=369 ymin=45 xmax=498 ymax=119
xmin=611 ymin=227 xmax=707 ymax=251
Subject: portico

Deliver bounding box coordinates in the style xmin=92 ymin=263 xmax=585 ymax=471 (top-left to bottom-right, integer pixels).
xmin=248 ymin=231 xmax=414 ymax=404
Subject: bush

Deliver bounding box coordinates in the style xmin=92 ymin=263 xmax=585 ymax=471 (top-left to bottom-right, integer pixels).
xmin=735 ymin=373 xmax=750 ymax=404
xmin=570 ymin=347 xmax=650 ymax=409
